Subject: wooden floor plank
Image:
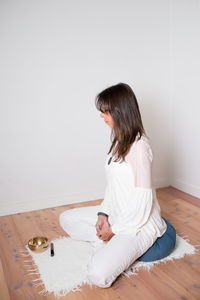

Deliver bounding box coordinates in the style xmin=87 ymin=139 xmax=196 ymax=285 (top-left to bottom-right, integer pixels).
xmin=155 ymin=256 xmax=200 ymax=299
xmin=159 ymin=186 xmax=200 ymax=208
xmin=112 ymin=273 xmax=163 ymax=300
xmin=0 ymin=258 xmax=10 ymax=300
xmin=0 ymin=215 xmax=38 ymax=300
xmin=130 ymin=267 xmax=197 ymax=300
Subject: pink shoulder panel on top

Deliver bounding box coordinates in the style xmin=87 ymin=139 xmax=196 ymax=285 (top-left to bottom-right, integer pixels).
xmin=126 ymin=135 xmax=153 ymax=189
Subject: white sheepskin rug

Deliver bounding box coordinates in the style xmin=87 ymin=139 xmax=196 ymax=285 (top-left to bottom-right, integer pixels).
xmin=19 ymin=234 xmax=198 ymax=298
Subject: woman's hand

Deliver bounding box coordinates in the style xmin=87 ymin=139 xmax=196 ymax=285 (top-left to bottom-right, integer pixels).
xmin=96 ymin=215 xmax=109 ymax=235
xmin=98 ymin=226 xmax=114 ymax=241
xmin=95 ymin=215 xmax=114 ymax=241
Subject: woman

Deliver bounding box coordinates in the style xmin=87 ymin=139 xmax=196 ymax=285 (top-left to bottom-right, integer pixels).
xmin=59 ymin=83 xmax=175 ymax=288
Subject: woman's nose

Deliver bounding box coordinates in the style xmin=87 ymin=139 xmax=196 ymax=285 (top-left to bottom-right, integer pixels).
xmin=100 ymin=112 xmax=104 ymax=118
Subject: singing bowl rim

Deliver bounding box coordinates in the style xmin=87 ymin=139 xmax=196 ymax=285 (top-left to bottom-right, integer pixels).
xmin=28 ymin=236 xmax=49 ymax=252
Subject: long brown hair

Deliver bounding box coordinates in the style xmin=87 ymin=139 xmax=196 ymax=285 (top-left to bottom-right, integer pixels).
xmin=95 ymin=83 xmax=146 ymax=163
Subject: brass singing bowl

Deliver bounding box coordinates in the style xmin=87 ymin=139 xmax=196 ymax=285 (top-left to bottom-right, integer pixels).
xmin=28 ymin=236 xmax=49 ymax=253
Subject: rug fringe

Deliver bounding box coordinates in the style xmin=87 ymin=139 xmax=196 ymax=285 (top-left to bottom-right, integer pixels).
xmin=24 ymin=259 xmax=34 ymax=263
xmin=18 ymin=246 xmax=43 ymax=291
xmin=33 ymin=282 xmax=44 ymax=288
xmin=38 ymin=288 xmax=49 ymax=296
xmin=32 ymin=278 xmax=42 ymax=282
xmin=26 ymin=268 xmax=38 ymax=272
xmin=24 ymin=265 xmax=37 ymax=269
xmin=45 ymin=279 xmax=90 ymax=298
xmin=25 ymin=264 xmax=40 ymax=276
xmin=27 ymin=272 xmax=40 ymax=276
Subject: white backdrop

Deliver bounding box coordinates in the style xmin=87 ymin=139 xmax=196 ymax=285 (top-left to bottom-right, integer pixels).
xmin=0 ymin=0 xmax=199 ymax=216
xmin=169 ymin=0 xmax=200 ymax=198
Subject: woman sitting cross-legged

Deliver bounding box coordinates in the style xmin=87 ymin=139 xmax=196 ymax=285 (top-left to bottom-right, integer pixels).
xmin=59 ymin=83 xmax=176 ymax=288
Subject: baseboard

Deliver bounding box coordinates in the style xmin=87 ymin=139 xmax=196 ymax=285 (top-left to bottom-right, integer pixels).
xmin=2 ymin=178 xmax=196 ymax=217
xmin=0 ymin=189 xmax=104 ymax=217
xmin=154 ymin=178 xmax=170 ymax=189
xmin=169 ymin=178 xmax=200 ymax=199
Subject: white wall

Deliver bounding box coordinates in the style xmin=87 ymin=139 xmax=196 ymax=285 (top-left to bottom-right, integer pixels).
xmin=169 ymin=0 xmax=200 ymax=198
xmin=0 ymin=0 xmax=179 ymax=216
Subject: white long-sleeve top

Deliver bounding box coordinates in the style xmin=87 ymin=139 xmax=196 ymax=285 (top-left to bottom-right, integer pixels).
xmin=100 ymin=133 xmax=167 ymax=238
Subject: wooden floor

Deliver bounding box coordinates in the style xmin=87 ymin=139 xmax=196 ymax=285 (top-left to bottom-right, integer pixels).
xmin=0 ymin=186 xmax=200 ymax=300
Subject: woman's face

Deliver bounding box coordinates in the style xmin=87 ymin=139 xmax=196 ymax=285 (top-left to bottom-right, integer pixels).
xmin=100 ymin=110 xmax=114 ymax=128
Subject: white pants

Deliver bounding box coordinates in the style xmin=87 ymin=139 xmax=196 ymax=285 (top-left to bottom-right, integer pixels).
xmin=59 ymin=205 xmax=157 ymax=288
